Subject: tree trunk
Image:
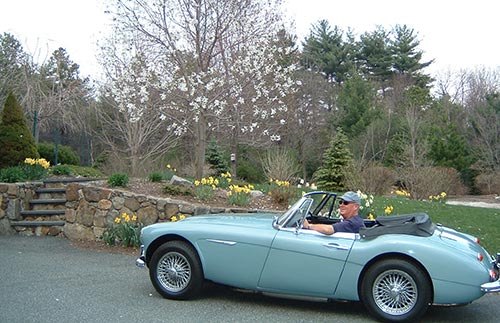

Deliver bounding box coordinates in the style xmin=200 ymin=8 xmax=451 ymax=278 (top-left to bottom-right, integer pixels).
xmin=194 ymin=114 xmax=207 ymax=180
xmin=230 ymin=126 xmax=238 ymax=178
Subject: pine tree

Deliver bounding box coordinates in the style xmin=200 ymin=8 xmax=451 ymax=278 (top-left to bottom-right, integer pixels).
xmin=336 ymin=74 xmax=377 ymax=137
xmin=390 ymin=24 xmax=433 ymax=88
xmin=0 ymin=92 xmax=39 ymax=168
xmin=357 ymin=26 xmax=393 ymax=85
xmin=205 ymin=140 xmax=229 ymax=175
xmin=314 ymin=128 xmax=353 ymax=191
xmin=301 ymin=20 xmax=355 ymax=84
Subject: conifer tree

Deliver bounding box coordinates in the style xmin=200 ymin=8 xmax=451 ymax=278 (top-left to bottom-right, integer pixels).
xmin=314 ymin=128 xmax=353 ymax=191
xmin=206 ymin=140 xmax=229 ymax=175
xmin=0 ymin=92 xmax=39 ymax=168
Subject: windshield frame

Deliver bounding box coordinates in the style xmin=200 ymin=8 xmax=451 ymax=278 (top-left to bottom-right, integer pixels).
xmin=273 ymin=191 xmax=338 ymax=229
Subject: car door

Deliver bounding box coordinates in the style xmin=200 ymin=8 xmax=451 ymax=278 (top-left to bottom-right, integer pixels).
xmin=258 ymin=228 xmax=356 ymax=297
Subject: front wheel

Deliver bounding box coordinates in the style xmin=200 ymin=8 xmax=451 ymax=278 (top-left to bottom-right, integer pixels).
xmin=149 ymin=240 xmax=203 ymax=300
xmin=360 ymin=259 xmax=432 ymax=322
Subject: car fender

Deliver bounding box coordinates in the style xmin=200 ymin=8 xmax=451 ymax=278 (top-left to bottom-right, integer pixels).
xmin=334 ymin=234 xmax=490 ymax=304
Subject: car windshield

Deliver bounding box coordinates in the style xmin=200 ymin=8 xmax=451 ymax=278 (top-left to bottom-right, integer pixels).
xmin=274 ymin=192 xmax=339 ymax=228
xmin=275 ymin=197 xmax=312 ymax=228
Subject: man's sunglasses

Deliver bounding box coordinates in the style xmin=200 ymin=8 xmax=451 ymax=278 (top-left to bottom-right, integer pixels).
xmin=340 ymin=200 xmax=352 ymax=205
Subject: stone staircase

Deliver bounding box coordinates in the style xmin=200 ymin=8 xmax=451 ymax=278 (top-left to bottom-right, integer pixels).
xmin=10 ymin=177 xmax=100 ymax=232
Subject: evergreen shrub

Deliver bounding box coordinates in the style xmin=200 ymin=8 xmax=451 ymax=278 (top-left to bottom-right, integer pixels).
xmin=314 ymin=128 xmax=353 ymax=191
xmin=37 ymin=142 xmax=80 ymax=165
xmin=148 ymin=172 xmax=163 ymax=182
xmin=0 ymin=166 xmax=26 ymax=183
xmin=108 ymin=173 xmax=129 ymax=187
xmin=0 ymin=92 xmax=39 ymax=168
xmin=50 ymin=164 xmax=73 ymax=176
xmin=206 ymin=140 xmax=229 ymax=175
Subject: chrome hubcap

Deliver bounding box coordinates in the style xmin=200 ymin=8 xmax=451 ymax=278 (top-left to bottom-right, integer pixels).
xmin=373 ymin=269 xmax=418 ymax=315
xmin=157 ymin=251 xmax=191 ymax=292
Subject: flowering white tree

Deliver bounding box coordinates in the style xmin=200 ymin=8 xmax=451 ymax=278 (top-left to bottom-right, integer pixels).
xmin=98 ymin=31 xmax=180 ymax=176
xmin=104 ymin=0 xmax=298 ymax=179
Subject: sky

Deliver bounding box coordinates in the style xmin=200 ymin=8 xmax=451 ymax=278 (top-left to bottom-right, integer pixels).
xmin=0 ymin=0 xmax=499 ymax=79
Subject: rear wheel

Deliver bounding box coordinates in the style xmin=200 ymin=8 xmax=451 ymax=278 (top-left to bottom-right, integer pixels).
xmin=360 ymin=259 xmax=432 ymax=322
xmin=149 ymin=240 xmax=203 ymax=300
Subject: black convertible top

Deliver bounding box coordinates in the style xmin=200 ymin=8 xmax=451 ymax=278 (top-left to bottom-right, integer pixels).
xmin=359 ymin=213 xmax=436 ymax=239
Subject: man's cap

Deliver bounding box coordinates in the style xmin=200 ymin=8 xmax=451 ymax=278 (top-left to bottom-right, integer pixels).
xmin=339 ymin=191 xmax=361 ymax=204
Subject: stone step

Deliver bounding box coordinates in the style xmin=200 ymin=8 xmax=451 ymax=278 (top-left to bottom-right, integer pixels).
xmin=11 ymin=220 xmax=66 ymax=227
xmin=42 ymin=177 xmax=101 ymax=184
xmin=30 ymin=199 xmax=67 ymax=205
xmin=36 ymin=188 xmax=66 ymax=199
xmin=36 ymin=187 xmax=66 ymax=194
xmin=20 ymin=210 xmax=66 ymax=217
xmin=42 ymin=177 xmax=102 ymax=189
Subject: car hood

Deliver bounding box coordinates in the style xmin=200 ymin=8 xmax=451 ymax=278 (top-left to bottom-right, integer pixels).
xmin=141 ymin=213 xmax=280 ymax=250
xmin=142 ymin=213 xmax=279 ymax=238
xmin=181 ymin=213 xmax=277 ymax=229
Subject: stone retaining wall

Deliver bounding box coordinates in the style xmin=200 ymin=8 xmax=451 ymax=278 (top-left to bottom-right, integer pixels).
xmin=0 ymin=182 xmax=261 ymax=241
xmin=0 ymin=182 xmax=43 ymax=235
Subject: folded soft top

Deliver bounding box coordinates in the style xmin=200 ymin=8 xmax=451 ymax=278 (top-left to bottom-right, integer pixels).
xmin=359 ymin=213 xmax=436 ymax=238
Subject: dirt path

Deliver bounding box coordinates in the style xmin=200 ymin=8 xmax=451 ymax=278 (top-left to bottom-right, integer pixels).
xmin=446 ymin=195 xmax=500 ymax=209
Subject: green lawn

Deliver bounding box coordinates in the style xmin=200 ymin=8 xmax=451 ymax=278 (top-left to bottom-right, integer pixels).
xmin=371 ymin=196 xmax=500 ymax=255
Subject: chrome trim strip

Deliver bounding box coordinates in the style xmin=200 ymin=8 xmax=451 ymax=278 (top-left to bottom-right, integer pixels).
xmin=206 ymin=239 xmax=237 ymax=246
xmin=481 ymin=279 xmax=500 ymax=293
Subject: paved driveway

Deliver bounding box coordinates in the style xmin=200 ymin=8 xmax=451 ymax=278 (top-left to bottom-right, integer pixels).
xmin=1 ymin=235 xmax=499 ymax=323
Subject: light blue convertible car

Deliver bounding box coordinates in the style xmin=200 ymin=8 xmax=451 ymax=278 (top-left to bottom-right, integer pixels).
xmin=136 ymin=191 xmax=500 ymax=322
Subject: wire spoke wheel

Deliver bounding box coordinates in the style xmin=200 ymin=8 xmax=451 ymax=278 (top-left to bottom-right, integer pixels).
xmin=150 ymin=241 xmax=203 ymax=300
xmin=361 ymin=259 xmax=431 ymax=322
xmin=157 ymin=251 xmax=192 ymax=292
xmin=373 ymin=269 xmax=418 ymax=315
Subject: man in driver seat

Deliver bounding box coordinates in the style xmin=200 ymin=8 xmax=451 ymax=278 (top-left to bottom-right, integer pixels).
xmin=303 ymin=191 xmax=365 ymax=234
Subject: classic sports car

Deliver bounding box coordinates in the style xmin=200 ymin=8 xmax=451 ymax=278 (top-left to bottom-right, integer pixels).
xmin=136 ymin=191 xmax=500 ymax=322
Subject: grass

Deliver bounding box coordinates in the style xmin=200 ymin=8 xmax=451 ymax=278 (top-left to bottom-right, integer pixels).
xmin=251 ymin=186 xmax=499 ymax=254
xmin=371 ymin=196 xmax=500 ymax=255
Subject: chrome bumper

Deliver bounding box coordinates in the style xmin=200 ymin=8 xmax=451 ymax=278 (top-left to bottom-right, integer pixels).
xmin=481 ymin=253 xmax=500 ymax=293
xmin=481 ymin=279 xmax=500 ymax=293
xmin=136 ymin=245 xmax=145 ymax=268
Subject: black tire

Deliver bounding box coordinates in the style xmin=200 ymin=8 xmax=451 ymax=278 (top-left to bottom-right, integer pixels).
xmin=360 ymin=259 xmax=432 ymax=322
xmin=149 ymin=240 xmax=203 ymax=300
